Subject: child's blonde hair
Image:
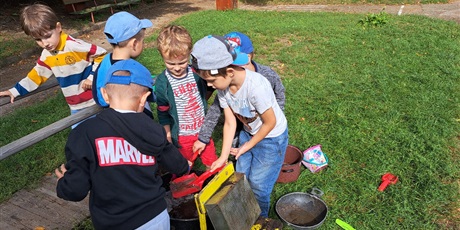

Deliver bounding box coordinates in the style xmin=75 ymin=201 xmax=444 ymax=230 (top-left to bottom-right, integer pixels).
xmin=20 ymin=4 xmax=59 ymax=38
xmin=156 ymin=25 xmax=192 ymax=59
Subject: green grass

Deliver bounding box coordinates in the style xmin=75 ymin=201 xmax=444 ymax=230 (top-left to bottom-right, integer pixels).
xmin=0 ymin=37 xmax=35 ymax=61
xmin=0 ymin=92 xmax=69 ymax=202
xmin=2 ymin=9 xmax=460 ymax=230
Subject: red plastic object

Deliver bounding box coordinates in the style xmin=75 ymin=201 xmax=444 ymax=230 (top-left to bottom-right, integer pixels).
xmin=189 ymin=150 xmax=200 ymax=169
xmin=171 ymin=165 xmax=225 ymax=199
xmin=378 ymin=173 xmax=398 ymax=192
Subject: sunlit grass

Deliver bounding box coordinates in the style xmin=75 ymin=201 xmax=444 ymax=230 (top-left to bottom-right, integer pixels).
xmin=1 ymin=9 xmax=459 ymax=230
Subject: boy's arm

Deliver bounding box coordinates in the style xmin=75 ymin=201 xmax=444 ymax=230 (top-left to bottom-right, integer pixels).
xmin=193 ymin=97 xmax=221 ymax=154
xmin=56 ymin=131 xmax=92 ymax=202
xmin=258 ymin=64 xmax=286 ymax=111
xmin=163 ymin=125 xmax=172 ymax=143
xmin=73 ymin=40 xmax=107 ymax=81
xmin=197 ymin=97 xmax=222 ymax=144
xmin=210 ymin=107 xmax=237 ymax=171
xmin=88 ymin=48 xmax=107 ymax=82
xmin=72 ymin=39 xmax=107 ymax=89
xmin=3 ymin=53 xmax=55 ymax=103
xmin=155 ymin=74 xmax=173 ymax=125
xmin=234 ymin=108 xmax=276 ymax=160
xmin=160 ymin=141 xmax=190 ymax=176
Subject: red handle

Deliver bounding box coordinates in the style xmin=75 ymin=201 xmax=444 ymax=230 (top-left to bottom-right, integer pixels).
xmin=191 ymin=150 xmax=200 ymax=162
xmin=378 ymin=180 xmax=390 ymax=191
xmin=191 ymin=165 xmax=225 ymax=187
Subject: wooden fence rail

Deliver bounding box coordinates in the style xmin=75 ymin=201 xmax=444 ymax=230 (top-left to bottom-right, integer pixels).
xmin=0 ymin=104 xmax=102 ymax=161
xmin=0 ymin=78 xmax=59 ymax=106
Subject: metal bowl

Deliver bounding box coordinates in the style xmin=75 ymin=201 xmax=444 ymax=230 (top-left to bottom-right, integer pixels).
xmin=275 ymin=188 xmax=328 ymax=230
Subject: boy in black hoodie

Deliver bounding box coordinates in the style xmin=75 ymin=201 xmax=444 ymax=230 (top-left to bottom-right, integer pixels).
xmin=55 ymin=59 xmax=189 ymax=230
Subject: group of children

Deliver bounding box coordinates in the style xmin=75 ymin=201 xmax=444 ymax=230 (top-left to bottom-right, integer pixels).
xmin=1 ymin=3 xmax=288 ymax=229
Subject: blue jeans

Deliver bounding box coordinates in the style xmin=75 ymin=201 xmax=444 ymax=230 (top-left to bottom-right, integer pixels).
xmin=135 ymin=209 xmax=169 ymax=230
xmin=236 ymin=128 xmax=288 ymax=217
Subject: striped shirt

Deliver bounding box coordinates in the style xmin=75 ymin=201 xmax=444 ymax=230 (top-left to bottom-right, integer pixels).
xmin=165 ymin=69 xmax=205 ymax=136
xmin=9 ymin=32 xmax=107 ymax=110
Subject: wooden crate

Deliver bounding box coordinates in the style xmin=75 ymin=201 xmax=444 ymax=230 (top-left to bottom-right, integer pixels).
xmin=205 ymin=172 xmax=260 ymax=230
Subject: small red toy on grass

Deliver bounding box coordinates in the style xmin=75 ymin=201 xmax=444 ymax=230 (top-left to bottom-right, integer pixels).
xmin=378 ymin=173 xmax=398 ymax=192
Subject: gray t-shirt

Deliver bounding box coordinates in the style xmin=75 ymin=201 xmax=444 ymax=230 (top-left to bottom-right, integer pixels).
xmin=218 ymin=70 xmax=287 ymax=137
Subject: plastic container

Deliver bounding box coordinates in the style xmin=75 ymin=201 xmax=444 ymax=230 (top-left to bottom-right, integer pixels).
xmin=276 ymin=145 xmax=303 ymax=183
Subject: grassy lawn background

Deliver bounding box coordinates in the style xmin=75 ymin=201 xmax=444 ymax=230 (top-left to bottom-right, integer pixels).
xmin=1 ymin=9 xmax=459 ymax=230
xmin=0 ymin=0 xmax=450 ymax=61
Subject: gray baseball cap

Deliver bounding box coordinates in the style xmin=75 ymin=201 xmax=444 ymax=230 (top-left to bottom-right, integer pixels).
xmin=191 ymin=35 xmax=249 ymax=74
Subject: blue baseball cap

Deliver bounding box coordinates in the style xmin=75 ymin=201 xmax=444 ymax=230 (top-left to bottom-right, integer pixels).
xmin=104 ymin=11 xmax=153 ymax=44
xmin=104 ymin=59 xmax=155 ymax=102
xmin=191 ymin=35 xmax=249 ymax=74
xmin=225 ymin=32 xmax=254 ymax=54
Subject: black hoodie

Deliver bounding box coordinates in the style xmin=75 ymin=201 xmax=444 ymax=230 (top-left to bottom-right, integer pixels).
xmin=56 ymin=108 xmax=189 ymax=230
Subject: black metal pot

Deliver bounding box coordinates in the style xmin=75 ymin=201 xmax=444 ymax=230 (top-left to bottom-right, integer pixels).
xmin=275 ymin=188 xmax=328 ymax=230
xmin=163 ymin=172 xmax=215 ymax=230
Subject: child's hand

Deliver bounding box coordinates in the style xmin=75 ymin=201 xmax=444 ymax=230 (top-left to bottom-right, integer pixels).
xmin=0 ymin=90 xmax=15 ymax=103
xmin=231 ymin=143 xmax=249 ymax=160
xmin=192 ymin=140 xmax=206 ymax=155
xmin=82 ymin=79 xmax=92 ymax=90
xmin=55 ymin=164 xmax=67 ymax=180
xmin=210 ymin=157 xmax=227 ymax=172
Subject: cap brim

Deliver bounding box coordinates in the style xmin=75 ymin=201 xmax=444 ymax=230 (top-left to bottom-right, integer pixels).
xmin=140 ymin=19 xmax=153 ymax=29
xmin=232 ymin=51 xmax=249 ymax=66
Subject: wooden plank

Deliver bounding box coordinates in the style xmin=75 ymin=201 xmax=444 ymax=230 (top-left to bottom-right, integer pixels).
xmin=0 ymin=175 xmax=89 ymax=229
xmin=69 ymin=3 xmax=114 ymax=14
xmin=9 ymin=190 xmax=87 ymax=228
xmin=0 ymin=203 xmax=43 ymax=229
xmin=62 ymin=0 xmax=91 ymax=5
xmin=0 ymin=222 xmax=18 ymax=230
xmin=114 ymin=0 xmax=141 ymax=7
xmin=35 ymin=176 xmax=89 ymax=211
xmin=0 ymin=105 xmax=103 ymax=161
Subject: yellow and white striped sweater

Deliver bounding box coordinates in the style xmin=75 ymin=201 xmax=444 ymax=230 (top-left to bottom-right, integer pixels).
xmin=9 ymin=32 xmax=107 ymax=110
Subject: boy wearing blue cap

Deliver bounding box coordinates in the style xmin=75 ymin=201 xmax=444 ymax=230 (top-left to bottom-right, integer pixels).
xmin=193 ymin=31 xmax=285 ymax=155
xmin=55 ymin=59 xmax=189 ymax=230
xmin=191 ymin=35 xmax=288 ymax=218
xmin=92 ymin=11 xmax=154 ymax=117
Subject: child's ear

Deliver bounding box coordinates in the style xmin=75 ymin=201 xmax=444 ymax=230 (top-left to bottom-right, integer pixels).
xmin=137 ymin=91 xmax=151 ymax=112
xmin=101 ymin=87 xmax=110 ymax=105
xmin=226 ymin=68 xmax=235 ymax=78
xmin=131 ymin=39 xmax=139 ymax=51
xmin=55 ymin=22 xmax=62 ymax=32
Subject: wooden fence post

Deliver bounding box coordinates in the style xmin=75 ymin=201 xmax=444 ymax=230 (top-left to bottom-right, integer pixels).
xmin=216 ymin=0 xmax=237 ymax=10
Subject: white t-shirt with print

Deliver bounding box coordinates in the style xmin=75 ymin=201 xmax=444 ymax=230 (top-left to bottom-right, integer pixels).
xmin=218 ymin=69 xmax=287 ymax=137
